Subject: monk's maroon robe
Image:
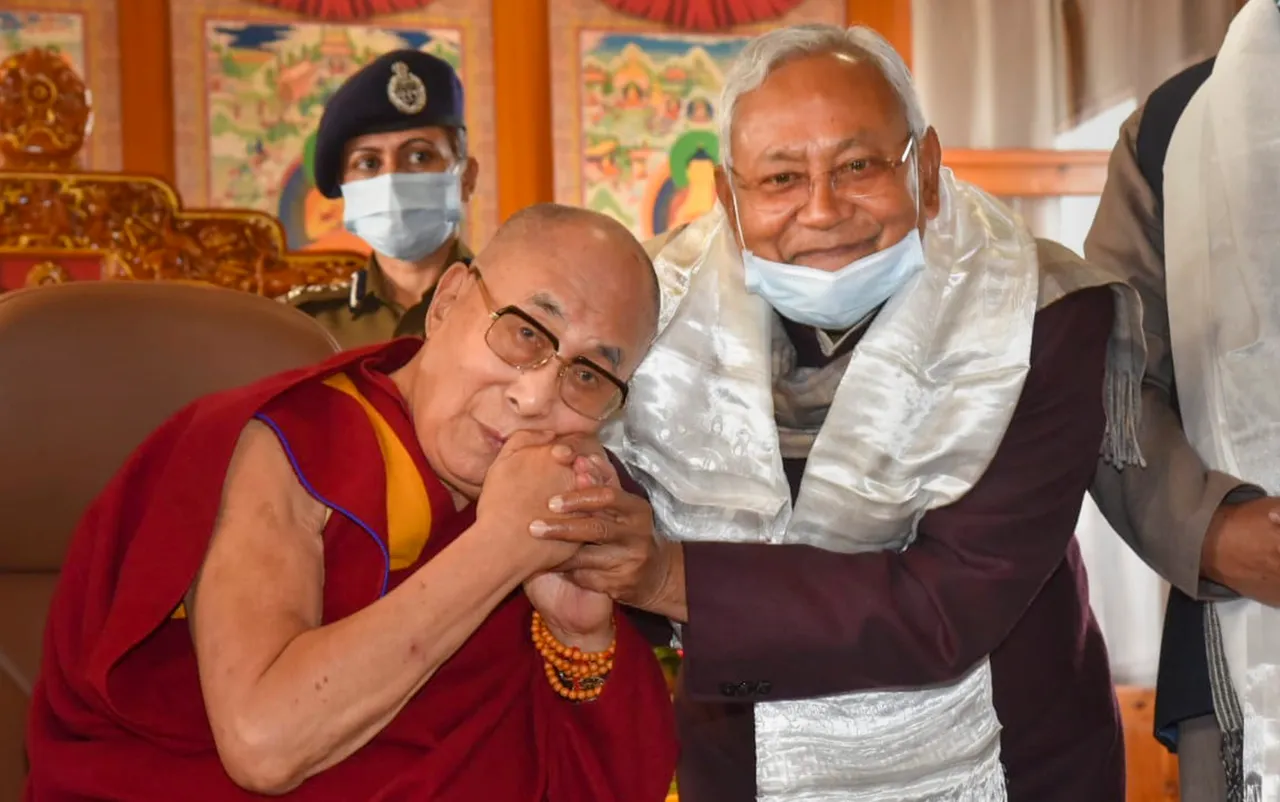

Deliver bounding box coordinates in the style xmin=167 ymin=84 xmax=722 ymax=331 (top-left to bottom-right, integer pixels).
xmin=25 ymin=339 xmax=677 ymax=801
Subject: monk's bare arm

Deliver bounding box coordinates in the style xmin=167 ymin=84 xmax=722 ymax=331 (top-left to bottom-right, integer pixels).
xmin=187 ymin=420 xmax=534 ymax=794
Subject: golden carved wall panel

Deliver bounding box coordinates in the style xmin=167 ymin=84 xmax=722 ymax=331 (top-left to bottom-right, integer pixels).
xmin=0 ymin=2 xmax=122 ymax=170
xmin=0 ymin=47 xmax=362 ymax=296
xmin=0 ymin=172 xmax=363 ymax=295
xmin=0 ymin=47 xmax=92 ymax=172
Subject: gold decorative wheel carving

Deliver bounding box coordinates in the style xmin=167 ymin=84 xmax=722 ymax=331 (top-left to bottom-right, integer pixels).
xmin=0 ymin=48 xmax=89 ymax=172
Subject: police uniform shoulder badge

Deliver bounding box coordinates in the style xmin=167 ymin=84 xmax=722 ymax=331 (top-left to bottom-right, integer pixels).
xmin=282 ymin=278 xmax=350 ymax=307
xmin=387 ymin=61 xmax=427 ymax=115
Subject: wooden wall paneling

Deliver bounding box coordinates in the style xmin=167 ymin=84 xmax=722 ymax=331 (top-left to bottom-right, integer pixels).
xmin=944 ymin=148 xmax=1110 ymax=197
xmin=492 ymin=0 xmax=553 ymax=221
xmin=117 ymin=0 xmax=175 ymax=183
xmin=1116 ymin=686 xmax=1181 ymax=802
xmin=847 ymin=0 xmax=911 ymax=65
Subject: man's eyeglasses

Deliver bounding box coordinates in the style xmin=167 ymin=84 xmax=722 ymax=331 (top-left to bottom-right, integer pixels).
xmin=731 ymin=136 xmax=916 ymax=217
xmin=469 ymin=265 xmax=628 ymax=420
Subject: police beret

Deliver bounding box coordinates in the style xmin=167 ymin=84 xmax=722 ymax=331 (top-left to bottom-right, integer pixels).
xmin=313 ymin=49 xmax=466 ymax=199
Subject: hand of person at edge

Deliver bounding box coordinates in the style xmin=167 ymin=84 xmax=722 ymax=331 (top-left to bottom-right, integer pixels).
xmin=521 ymin=437 xmax=617 ymax=653
xmin=1202 ymin=497 xmax=1280 ymax=605
xmin=530 ymin=443 xmax=688 ymax=623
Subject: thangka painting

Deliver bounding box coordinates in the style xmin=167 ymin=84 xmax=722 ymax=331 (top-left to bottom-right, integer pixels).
xmin=0 ymin=2 xmax=122 ymax=170
xmin=169 ymin=0 xmax=496 ymax=253
xmin=550 ymin=0 xmax=845 ymax=241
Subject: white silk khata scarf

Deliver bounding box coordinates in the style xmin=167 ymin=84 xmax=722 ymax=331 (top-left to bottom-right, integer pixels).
xmin=1166 ymin=1 xmax=1280 ymax=798
xmin=606 ymin=169 xmax=1144 ymax=801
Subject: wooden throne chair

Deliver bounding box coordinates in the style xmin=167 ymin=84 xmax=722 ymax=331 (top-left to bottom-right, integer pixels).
xmin=0 ymin=47 xmax=357 ymax=798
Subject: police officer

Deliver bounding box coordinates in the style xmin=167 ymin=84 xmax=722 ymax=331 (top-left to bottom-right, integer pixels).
xmin=287 ymin=50 xmax=478 ymax=348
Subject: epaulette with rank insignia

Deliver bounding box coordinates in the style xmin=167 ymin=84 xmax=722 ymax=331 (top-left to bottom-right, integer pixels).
xmin=282 ymin=280 xmax=351 ymax=309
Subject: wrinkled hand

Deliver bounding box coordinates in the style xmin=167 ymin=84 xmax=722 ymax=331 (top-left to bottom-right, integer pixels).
xmin=475 ymin=431 xmax=582 ymax=573
xmin=1202 ymin=497 xmax=1280 ymax=605
xmin=529 ymin=451 xmax=686 ymax=620
xmin=523 ymin=437 xmax=616 ymax=650
xmin=523 ymin=573 xmax=615 ymax=653
xmin=547 ymin=433 xmax=616 ymax=491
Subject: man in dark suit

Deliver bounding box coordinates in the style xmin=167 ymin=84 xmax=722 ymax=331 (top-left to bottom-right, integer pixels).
xmin=534 ymin=22 xmax=1147 ymax=802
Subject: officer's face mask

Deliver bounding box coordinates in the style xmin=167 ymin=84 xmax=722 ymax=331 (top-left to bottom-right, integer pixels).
xmin=341 ymin=166 xmax=464 ymax=262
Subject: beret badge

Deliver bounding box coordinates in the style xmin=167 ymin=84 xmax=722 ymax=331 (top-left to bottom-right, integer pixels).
xmin=387 ymin=61 xmax=428 ymax=115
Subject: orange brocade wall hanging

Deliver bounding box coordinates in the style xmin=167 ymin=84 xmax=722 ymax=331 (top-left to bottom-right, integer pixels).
xmin=598 ymin=0 xmax=806 ymax=30
xmin=245 ymin=0 xmax=436 ymax=20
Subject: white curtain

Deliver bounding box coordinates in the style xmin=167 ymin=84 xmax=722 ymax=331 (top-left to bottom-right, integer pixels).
xmin=911 ymin=0 xmax=1063 ymax=236
xmin=1075 ymin=498 xmax=1167 ymax=686
xmin=1059 ymin=0 xmax=1241 ymax=126
xmin=911 ymin=0 xmax=1062 ymax=149
xmin=911 ymin=0 xmax=1240 ymax=147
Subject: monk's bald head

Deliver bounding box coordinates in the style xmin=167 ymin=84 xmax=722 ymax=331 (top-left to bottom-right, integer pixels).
xmin=413 ymin=203 xmax=661 ymax=496
xmin=477 ymin=203 xmax=660 ymax=332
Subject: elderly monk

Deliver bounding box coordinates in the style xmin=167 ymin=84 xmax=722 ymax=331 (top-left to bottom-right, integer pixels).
xmin=1087 ymin=2 xmax=1280 ymax=799
xmin=24 ymin=204 xmax=677 ymax=802
xmin=535 ymin=24 xmax=1147 ymax=802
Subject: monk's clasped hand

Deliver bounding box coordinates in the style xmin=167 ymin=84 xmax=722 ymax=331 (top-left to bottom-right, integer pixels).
xmin=529 ymin=454 xmax=674 ymax=611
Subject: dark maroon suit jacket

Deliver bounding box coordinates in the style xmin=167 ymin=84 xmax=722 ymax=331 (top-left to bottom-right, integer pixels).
xmin=672 ymin=285 xmax=1125 ymax=802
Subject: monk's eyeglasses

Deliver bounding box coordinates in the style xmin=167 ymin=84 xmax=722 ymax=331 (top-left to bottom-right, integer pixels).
xmin=730 ymin=135 xmax=916 ymax=217
xmin=469 ymin=265 xmax=628 ymax=420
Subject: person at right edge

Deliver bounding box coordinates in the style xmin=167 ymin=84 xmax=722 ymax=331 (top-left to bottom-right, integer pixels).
xmin=1087 ymin=1 xmax=1280 ymax=799
xmin=288 ymin=49 xmax=478 ymax=349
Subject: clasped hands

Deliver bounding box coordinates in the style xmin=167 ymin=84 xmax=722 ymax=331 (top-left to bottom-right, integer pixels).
xmin=477 ymin=431 xmax=683 ymax=652
xmin=536 ymin=435 xmax=682 ymax=614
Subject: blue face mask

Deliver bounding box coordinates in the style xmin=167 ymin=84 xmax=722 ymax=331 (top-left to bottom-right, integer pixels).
xmin=341 ymin=170 xmax=463 ymax=262
xmin=740 ymin=229 xmax=926 ymax=329
xmin=729 ymin=150 xmax=926 ymax=331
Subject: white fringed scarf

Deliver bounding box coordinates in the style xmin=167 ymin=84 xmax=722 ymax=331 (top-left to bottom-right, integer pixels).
xmin=1165 ymin=2 xmax=1280 ymax=798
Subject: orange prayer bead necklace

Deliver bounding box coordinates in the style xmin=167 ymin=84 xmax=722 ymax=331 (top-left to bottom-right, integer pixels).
xmin=530 ymin=611 xmax=617 ymax=702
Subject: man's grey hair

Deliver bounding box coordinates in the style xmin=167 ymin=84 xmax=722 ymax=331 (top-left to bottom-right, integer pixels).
xmin=718 ymin=24 xmax=927 ymax=166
